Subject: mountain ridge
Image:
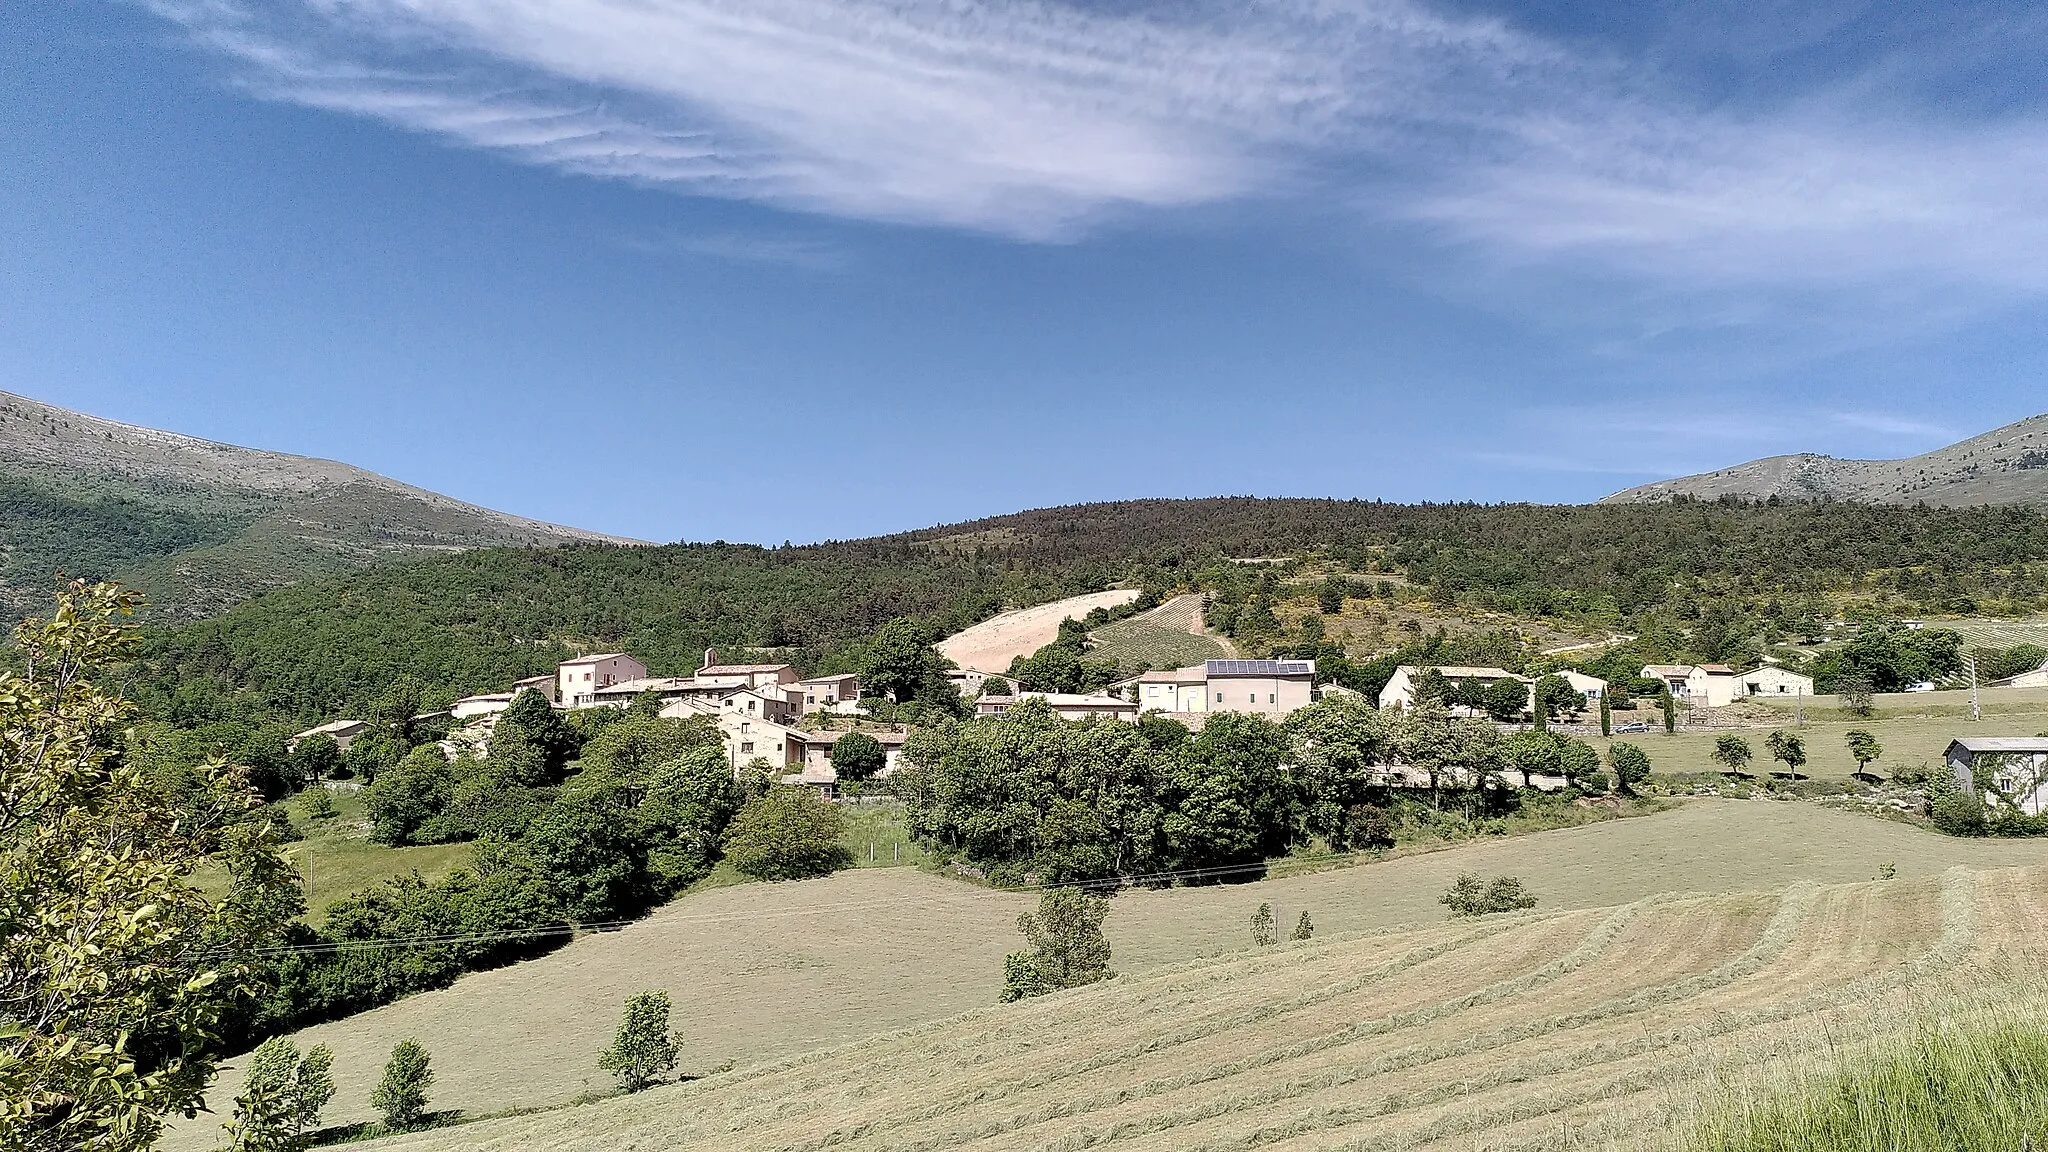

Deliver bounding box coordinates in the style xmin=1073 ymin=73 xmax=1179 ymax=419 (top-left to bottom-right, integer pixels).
xmin=0 ymin=389 xmax=637 ymax=619
xmin=1601 ymin=412 xmax=2048 ymax=506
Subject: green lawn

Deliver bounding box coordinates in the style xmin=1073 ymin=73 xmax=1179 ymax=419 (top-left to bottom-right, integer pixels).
xmin=1605 ymin=697 xmax=2048 ymax=784
xmin=282 ymin=788 xmax=472 ymax=924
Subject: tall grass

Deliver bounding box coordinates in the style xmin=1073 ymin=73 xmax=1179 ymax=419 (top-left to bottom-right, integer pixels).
xmin=1686 ymin=1011 xmax=2048 ymax=1152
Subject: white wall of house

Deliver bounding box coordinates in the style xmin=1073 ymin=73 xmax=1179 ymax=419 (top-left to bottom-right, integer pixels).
xmin=1741 ymin=665 xmax=1814 ymax=697
xmin=559 ymin=654 xmax=649 ymax=708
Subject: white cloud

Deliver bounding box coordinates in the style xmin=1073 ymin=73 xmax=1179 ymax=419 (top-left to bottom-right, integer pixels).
xmin=1827 ymin=411 xmax=1963 ymax=440
xmin=146 ymin=0 xmax=2048 ymax=298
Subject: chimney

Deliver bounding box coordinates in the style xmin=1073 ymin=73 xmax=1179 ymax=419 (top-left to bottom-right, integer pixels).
xmin=704 ymin=647 xmax=718 ymax=669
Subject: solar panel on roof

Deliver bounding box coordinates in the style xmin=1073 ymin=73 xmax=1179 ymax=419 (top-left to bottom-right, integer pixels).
xmin=1204 ymin=660 xmax=1315 ymax=675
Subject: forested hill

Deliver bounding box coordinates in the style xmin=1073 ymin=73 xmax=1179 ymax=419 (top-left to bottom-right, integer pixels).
xmin=0 ymin=390 xmax=631 ymax=620
xmin=138 ymin=496 xmax=2048 ymax=728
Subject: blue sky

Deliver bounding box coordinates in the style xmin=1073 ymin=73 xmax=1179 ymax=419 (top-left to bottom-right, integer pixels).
xmin=3 ymin=0 xmax=2046 ymax=544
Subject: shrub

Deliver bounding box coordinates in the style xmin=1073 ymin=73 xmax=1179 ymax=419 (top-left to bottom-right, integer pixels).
xmin=1290 ymin=910 xmax=1314 ymax=941
xmin=721 ymin=787 xmax=854 ymax=880
xmin=1344 ymin=804 xmax=1395 ymax=850
xmin=1929 ymin=776 xmax=1988 ymax=837
xmin=223 ymin=1037 xmax=335 ymax=1152
xmin=598 ymin=990 xmax=681 ymax=1092
xmin=370 ymin=1039 xmax=434 ymax=1131
xmin=829 ymin=732 xmax=886 ymax=784
xmin=1608 ymin=742 xmax=1652 ymax=794
xmin=999 ymin=887 xmax=1113 ymax=1002
xmin=1440 ymin=873 xmax=1538 ymax=916
xmin=1250 ymin=902 xmax=1278 ymax=947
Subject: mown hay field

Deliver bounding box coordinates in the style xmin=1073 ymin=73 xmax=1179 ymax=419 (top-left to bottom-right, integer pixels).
xmin=364 ymin=860 xmax=2048 ymax=1152
xmin=1610 ymin=699 xmax=2048 ymax=785
xmin=166 ymin=801 xmax=2048 ymax=1147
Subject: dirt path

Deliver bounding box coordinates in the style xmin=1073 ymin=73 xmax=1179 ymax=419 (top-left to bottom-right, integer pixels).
xmin=937 ymin=589 xmax=1140 ymax=673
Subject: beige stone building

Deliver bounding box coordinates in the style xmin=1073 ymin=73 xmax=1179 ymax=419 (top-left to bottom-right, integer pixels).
xmin=558 ymin=653 xmax=648 ymax=707
xmin=1136 ymin=659 xmax=1316 ymax=718
xmin=975 ymin=692 xmax=1139 ymax=723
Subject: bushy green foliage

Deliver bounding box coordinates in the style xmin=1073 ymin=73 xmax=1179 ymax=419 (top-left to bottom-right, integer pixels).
xmin=721 ymin=787 xmax=854 ymax=880
xmin=369 ymin=1040 xmax=433 ymax=1131
xmin=362 ymin=746 xmax=457 ymax=845
xmin=1765 ymin=730 xmax=1808 ymax=776
xmin=0 ymin=583 xmax=301 ymax=1152
xmin=1250 ymin=902 xmax=1278 ymax=947
xmin=1439 ymin=873 xmax=1538 ymax=916
xmin=1845 ymin=730 xmax=1883 ymax=773
xmin=222 ymin=1037 xmax=334 ymax=1152
xmin=597 ymin=990 xmax=680 ymax=1093
xmin=999 ymin=888 xmax=1114 ymax=1002
xmin=1685 ymin=1014 xmax=2048 ymax=1152
xmin=1712 ymin=734 xmax=1754 ymax=774
xmin=1608 ymin=742 xmax=1652 ymax=794
xmin=1008 ymin=616 xmax=1124 ymax=695
xmin=1290 ymin=910 xmax=1314 ymax=941
xmin=1810 ymin=625 xmax=1963 ymax=692
xmin=829 ymin=732 xmax=886 ymax=783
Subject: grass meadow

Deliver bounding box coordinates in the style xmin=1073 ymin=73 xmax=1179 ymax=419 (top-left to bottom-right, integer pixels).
xmin=164 ymin=800 xmax=2048 ymax=1148
xmin=354 ymin=861 xmax=2048 ymax=1152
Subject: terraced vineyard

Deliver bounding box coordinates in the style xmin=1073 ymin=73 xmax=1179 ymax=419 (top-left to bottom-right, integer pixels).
xmin=369 ymin=865 xmax=2040 ymax=1151
xmin=1086 ymin=592 xmax=1231 ymax=673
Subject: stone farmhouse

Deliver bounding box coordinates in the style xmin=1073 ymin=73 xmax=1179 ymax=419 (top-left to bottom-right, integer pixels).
xmin=1377 ymin=665 xmax=1608 ymax=717
xmin=1643 ymin=663 xmax=1813 ymax=707
xmin=1947 ymin=736 xmax=2048 ymax=815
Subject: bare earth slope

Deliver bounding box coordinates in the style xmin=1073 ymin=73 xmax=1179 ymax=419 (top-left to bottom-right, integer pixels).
xmin=163 ymin=801 xmax=2048 ymax=1147
xmin=936 ymin=588 xmax=1141 ymax=672
xmin=364 ymin=858 xmax=2043 ymax=1152
xmin=1602 ymin=412 xmax=2048 ymax=506
xmin=0 ymin=390 xmax=634 ymax=617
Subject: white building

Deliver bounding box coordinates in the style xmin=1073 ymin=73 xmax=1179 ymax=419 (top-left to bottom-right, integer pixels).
xmin=1135 ymin=659 xmax=1316 ymax=717
xmin=976 ymin=692 xmax=1139 ymax=723
xmin=1549 ymin=670 xmax=1608 ymax=710
xmin=1947 ymin=737 xmax=2048 ymax=815
xmin=1740 ymin=665 xmax=1814 ymax=698
xmin=1992 ymin=660 xmax=2048 ymax=689
xmin=288 ymin=718 xmax=367 ymax=752
xmin=795 ymin=674 xmax=861 ymax=712
xmin=558 ymin=653 xmax=649 ymax=708
xmin=451 ymin=692 xmax=516 ymax=720
xmin=1641 ymin=664 xmax=1740 ymax=709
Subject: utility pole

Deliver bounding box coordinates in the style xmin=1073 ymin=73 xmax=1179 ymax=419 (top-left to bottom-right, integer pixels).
xmin=1966 ymin=652 xmax=1981 ymax=722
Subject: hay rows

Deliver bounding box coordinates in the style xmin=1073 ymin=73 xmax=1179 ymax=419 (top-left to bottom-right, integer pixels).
xmin=372 ymin=867 xmax=2023 ymax=1152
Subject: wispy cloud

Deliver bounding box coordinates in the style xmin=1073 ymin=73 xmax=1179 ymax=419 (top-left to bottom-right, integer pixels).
xmin=1828 ymin=411 xmax=1963 ymax=440
xmin=619 ymin=230 xmax=849 ymax=270
xmin=145 ymin=0 xmax=2048 ymax=300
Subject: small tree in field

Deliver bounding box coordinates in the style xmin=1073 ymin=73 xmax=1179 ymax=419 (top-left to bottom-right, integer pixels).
xmin=1837 ymin=674 xmax=1876 ymax=718
xmin=1711 ymin=734 xmax=1754 ymax=776
xmin=598 ymin=990 xmax=681 ymax=1092
xmin=1250 ymin=902 xmax=1278 ymax=947
xmin=1440 ymin=874 xmax=1538 ymax=916
xmin=721 ymin=786 xmax=854 ymax=880
xmin=1557 ymin=738 xmax=1601 ymax=791
xmin=1608 ymin=742 xmax=1652 ymax=795
xmin=223 ymin=1037 xmax=335 ymax=1152
xmin=1660 ymin=689 xmax=1677 ymax=733
xmin=1290 ymin=910 xmax=1314 ymax=941
xmin=999 ymin=888 xmax=1113 ymax=1002
xmin=1846 ymin=730 xmax=1884 ymax=776
xmin=370 ymin=1040 xmax=434 ymax=1131
xmin=1765 ymin=730 xmax=1807 ymax=778
xmin=1599 ymin=694 xmax=1612 ymax=737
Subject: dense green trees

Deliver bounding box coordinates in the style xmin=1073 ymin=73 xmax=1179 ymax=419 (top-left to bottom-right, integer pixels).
xmin=829 ymin=731 xmax=886 ymax=785
xmin=1008 ymin=617 xmax=1121 ymax=696
xmin=222 ymin=1037 xmax=334 ymax=1152
xmin=1810 ymin=626 xmax=1963 ymax=692
xmin=0 ymin=583 xmax=301 ymax=1152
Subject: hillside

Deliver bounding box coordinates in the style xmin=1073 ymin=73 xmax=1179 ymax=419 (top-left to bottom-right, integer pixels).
xmin=163 ymin=801 xmax=2048 ymax=1146
xmin=1602 ymin=413 xmax=2048 ymax=507
xmin=316 ymin=856 xmax=2042 ymax=1151
xmin=138 ymin=496 xmax=2048 ymax=727
xmin=0 ymin=391 xmax=629 ymax=618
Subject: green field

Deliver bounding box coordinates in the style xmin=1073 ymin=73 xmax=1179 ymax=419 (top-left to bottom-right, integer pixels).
xmin=162 ymin=800 xmax=2048 ymax=1147
xmin=346 ymin=860 xmax=2047 ymax=1152
xmin=201 ymin=789 xmax=473 ymax=925
xmin=1601 ymin=692 xmax=2048 ymax=784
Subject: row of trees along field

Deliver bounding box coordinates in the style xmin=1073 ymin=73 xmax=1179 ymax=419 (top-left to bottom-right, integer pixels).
xmin=894 ymin=694 xmax=1644 ymax=887
xmin=124 ymin=497 xmax=2048 ymax=732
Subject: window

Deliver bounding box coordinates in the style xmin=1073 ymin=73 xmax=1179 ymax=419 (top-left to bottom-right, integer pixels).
xmin=741 ymin=741 xmax=754 ymax=754
xmin=1269 ymin=693 xmax=1276 ymax=704
xmin=1216 ymin=692 xmax=1224 ymax=703
xmin=1249 ymin=693 xmax=1256 ymax=703
xmin=740 ymin=722 xmax=750 ymax=733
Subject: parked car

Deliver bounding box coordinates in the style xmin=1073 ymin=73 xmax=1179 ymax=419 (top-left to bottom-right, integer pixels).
xmin=1613 ymin=722 xmax=1652 ymax=733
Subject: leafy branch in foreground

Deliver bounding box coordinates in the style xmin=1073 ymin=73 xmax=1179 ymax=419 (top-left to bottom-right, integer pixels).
xmin=0 ymin=581 xmax=301 ymax=1152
